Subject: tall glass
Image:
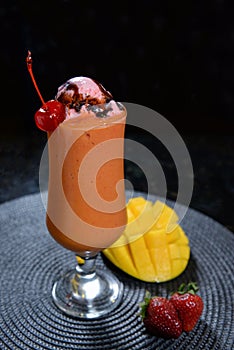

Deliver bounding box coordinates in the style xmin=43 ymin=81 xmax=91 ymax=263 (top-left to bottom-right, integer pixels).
xmin=46 ymin=105 xmax=127 ymax=318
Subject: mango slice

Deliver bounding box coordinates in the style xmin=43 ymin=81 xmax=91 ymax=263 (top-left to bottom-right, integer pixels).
xmin=103 ymin=197 xmax=190 ymax=282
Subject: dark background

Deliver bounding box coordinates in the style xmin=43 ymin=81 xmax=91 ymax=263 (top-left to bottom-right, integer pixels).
xmin=1 ymin=1 xmax=234 ymax=232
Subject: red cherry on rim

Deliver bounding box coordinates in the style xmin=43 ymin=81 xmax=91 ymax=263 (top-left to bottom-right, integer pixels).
xmin=26 ymin=50 xmax=65 ymax=132
xmin=35 ymin=100 xmax=65 ymax=132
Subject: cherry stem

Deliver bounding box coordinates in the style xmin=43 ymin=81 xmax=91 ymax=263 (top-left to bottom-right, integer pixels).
xmin=26 ymin=50 xmax=45 ymax=105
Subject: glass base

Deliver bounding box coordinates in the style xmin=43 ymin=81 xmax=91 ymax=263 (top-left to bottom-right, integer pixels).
xmin=52 ymin=261 xmax=123 ymax=319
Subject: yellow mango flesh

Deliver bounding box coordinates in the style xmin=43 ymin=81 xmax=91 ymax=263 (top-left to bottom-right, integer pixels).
xmin=103 ymin=197 xmax=190 ymax=282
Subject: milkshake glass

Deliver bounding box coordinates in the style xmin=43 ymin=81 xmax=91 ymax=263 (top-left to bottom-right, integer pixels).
xmin=46 ymin=80 xmax=127 ymax=318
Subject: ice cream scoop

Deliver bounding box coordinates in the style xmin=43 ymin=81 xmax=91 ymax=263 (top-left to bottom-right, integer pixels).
xmin=56 ymin=77 xmax=113 ymax=112
xmin=56 ymin=76 xmax=124 ymax=120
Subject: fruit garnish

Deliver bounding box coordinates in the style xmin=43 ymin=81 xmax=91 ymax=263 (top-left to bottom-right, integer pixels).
xmin=103 ymin=197 xmax=190 ymax=282
xmin=139 ymin=283 xmax=204 ymax=339
xmin=169 ymin=282 xmax=204 ymax=332
xmin=34 ymin=100 xmax=66 ymax=132
xmin=26 ymin=50 xmax=65 ymax=132
xmin=139 ymin=291 xmax=182 ymax=339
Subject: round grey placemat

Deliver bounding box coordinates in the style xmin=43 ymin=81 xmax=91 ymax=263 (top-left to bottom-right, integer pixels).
xmin=0 ymin=192 xmax=233 ymax=350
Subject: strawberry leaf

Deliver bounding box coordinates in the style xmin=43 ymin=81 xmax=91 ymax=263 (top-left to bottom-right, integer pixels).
xmin=139 ymin=291 xmax=152 ymax=318
xmin=170 ymin=281 xmax=199 ymax=296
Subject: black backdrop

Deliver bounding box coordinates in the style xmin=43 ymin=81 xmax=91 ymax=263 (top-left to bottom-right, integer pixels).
xmin=1 ymin=1 xmax=234 ymax=232
xmin=1 ymin=0 xmax=234 ymax=134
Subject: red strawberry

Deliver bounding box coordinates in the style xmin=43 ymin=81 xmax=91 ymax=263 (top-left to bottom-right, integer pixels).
xmin=170 ymin=282 xmax=204 ymax=332
xmin=140 ymin=291 xmax=182 ymax=339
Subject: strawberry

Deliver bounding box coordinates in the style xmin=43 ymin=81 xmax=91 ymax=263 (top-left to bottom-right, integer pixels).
xmin=140 ymin=291 xmax=182 ymax=339
xmin=170 ymin=282 xmax=204 ymax=332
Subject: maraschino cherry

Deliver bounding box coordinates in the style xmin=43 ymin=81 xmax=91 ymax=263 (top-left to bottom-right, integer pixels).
xmin=26 ymin=51 xmax=65 ymax=132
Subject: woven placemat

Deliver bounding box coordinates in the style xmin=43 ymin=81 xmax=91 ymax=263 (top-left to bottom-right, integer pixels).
xmin=0 ymin=192 xmax=233 ymax=350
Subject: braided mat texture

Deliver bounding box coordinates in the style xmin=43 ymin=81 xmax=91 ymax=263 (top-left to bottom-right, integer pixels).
xmin=0 ymin=192 xmax=233 ymax=350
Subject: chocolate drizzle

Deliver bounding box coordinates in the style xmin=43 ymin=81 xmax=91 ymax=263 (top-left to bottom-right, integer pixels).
xmin=56 ymin=78 xmax=113 ymax=113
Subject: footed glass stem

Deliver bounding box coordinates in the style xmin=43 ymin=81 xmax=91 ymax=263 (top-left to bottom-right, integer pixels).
xmin=52 ymin=254 xmax=123 ymax=318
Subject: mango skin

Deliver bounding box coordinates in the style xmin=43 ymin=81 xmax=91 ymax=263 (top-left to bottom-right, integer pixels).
xmin=103 ymin=197 xmax=190 ymax=282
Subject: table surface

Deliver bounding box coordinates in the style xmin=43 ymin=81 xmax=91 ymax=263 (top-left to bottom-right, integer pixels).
xmin=1 ymin=128 xmax=233 ymax=233
xmin=0 ymin=191 xmax=233 ymax=350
